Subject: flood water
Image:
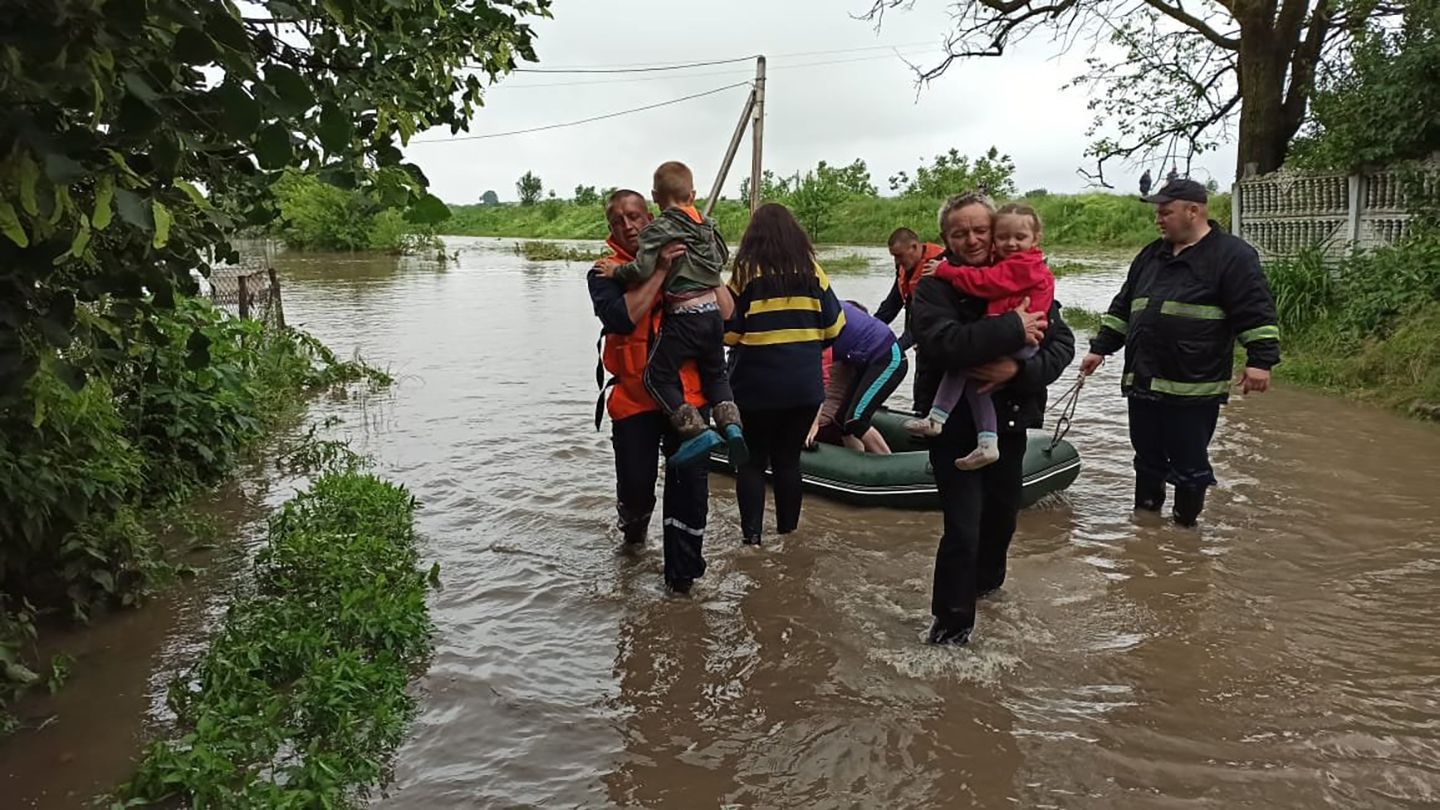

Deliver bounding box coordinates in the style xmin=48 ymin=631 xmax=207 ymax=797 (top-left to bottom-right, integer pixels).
xmin=5 ymin=237 xmax=1440 ymax=808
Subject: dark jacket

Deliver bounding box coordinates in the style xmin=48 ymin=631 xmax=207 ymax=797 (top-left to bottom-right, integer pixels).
xmin=612 ymin=206 xmax=728 ymax=293
xmin=725 ymin=266 xmax=846 ymax=410
xmin=1089 ymin=222 xmax=1280 ymax=403
xmin=910 ymin=274 xmax=1076 ymax=437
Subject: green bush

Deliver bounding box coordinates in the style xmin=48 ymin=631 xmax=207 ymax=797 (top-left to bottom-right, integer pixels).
xmin=1267 ymin=230 xmax=1440 ymax=416
xmin=274 ymin=172 xmax=444 ymax=255
xmin=1 ymin=296 xmax=390 ymax=726
xmin=118 ymin=469 xmax=433 ymax=807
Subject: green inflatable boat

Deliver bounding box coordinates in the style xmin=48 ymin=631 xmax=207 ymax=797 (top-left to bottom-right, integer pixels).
xmin=708 ymin=408 xmax=1081 ymax=509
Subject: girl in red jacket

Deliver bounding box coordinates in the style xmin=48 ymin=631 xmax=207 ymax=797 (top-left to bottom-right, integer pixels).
xmin=905 ymin=203 xmax=1055 ymax=470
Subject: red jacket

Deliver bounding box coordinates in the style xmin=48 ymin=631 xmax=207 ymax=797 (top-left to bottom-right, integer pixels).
xmin=934 ymin=248 xmax=1055 ymax=317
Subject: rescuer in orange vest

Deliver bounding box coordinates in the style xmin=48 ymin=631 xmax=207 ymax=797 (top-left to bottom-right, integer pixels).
xmin=588 ymin=189 xmax=713 ymax=594
xmin=877 ymin=227 xmax=946 ymax=409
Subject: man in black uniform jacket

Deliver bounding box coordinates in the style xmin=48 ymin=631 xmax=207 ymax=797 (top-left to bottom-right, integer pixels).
xmin=1080 ymin=178 xmax=1280 ymax=527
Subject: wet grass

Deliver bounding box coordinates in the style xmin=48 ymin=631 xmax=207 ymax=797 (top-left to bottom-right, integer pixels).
xmin=1061 ymin=306 xmax=1102 ymax=335
xmin=1263 ymin=237 xmax=1440 ymax=419
xmin=117 ymin=446 xmax=435 ymax=806
xmin=515 ymin=240 xmax=607 ymax=262
xmin=819 ymin=253 xmax=873 ymax=273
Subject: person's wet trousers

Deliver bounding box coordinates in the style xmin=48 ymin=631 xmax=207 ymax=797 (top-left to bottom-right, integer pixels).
xmin=928 ymin=429 xmax=1026 ymax=633
xmin=1127 ymin=396 xmax=1219 ymax=525
xmin=735 ymin=405 xmax=814 ymax=544
xmin=611 ymin=411 xmax=708 ymax=586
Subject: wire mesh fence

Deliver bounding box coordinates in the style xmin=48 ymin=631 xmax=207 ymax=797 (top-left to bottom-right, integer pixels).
xmin=208 ymin=267 xmax=286 ymax=329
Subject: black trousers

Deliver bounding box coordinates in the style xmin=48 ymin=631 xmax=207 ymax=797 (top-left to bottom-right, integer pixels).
xmin=735 ymin=405 xmax=815 ymax=539
xmin=929 ymin=429 xmax=1026 ymax=631
xmin=643 ymin=308 xmax=732 ymax=415
xmin=838 ymin=344 xmax=909 ymax=437
xmin=1127 ymin=396 xmax=1220 ymax=489
xmin=912 ymin=349 xmax=941 ymax=415
xmin=611 ymin=411 xmax=709 ymax=583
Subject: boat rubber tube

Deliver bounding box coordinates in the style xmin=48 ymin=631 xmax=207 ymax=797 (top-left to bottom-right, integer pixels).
xmin=708 ymin=408 xmax=1081 ymax=509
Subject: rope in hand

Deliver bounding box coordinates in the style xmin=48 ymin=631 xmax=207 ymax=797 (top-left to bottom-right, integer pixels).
xmin=1046 ymin=372 xmax=1087 ymax=450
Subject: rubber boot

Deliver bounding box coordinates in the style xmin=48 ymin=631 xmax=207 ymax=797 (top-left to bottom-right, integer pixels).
xmin=617 ymin=506 xmax=650 ymax=546
xmin=1173 ymin=486 xmax=1207 ymax=528
xmin=712 ymin=401 xmax=749 ymax=467
xmin=669 ymin=430 xmax=722 ymax=469
xmin=1134 ymin=476 xmax=1166 ymax=512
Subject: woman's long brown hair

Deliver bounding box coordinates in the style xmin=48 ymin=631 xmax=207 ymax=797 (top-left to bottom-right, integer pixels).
xmin=731 ymin=203 xmax=818 ymax=295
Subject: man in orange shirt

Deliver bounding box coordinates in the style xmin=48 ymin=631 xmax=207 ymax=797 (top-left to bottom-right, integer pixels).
xmin=588 ymin=189 xmax=709 ymax=594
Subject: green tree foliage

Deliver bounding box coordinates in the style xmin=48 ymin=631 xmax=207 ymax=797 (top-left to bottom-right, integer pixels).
xmin=273 ymin=171 xmax=443 ymax=254
xmin=738 ymin=169 xmax=795 ymax=203
xmin=480 ymin=189 xmax=500 ymax=206
xmin=821 ymin=158 xmax=878 ymax=197
xmin=888 ymin=147 xmax=1018 ymax=199
xmin=0 ymin=0 xmax=546 ymax=398
xmin=1290 ymin=0 xmax=1440 ymax=171
xmin=573 ymin=184 xmax=600 ymax=206
xmin=517 ymin=170 xmax=543 ymax=205
xmin=788 ymin=167 xmax=847 ymax=240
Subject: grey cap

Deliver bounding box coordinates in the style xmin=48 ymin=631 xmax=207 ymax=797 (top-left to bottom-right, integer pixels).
xmin=1141 ymin=178 xmax=1207 ymax=204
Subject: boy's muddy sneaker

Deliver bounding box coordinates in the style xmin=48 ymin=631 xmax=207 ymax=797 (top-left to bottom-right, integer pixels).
xmin=712 ymin=401 xmax=749 ymax=467
xmin=669 ymin=429 xmax=722 ymax=468
xmin=669 ymin=403 xmax=708 ymax=438
xmin=904 ymin=417 xmax=943 ymax=438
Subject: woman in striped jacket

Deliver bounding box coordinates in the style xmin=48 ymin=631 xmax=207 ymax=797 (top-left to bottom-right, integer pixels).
xmin=724 ymin=203 xmax=846 ymax=546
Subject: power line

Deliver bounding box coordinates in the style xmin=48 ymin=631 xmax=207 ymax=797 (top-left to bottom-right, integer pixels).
xmin=475 ymin=40 xmax=937 ymax=76
xmin=410 ymin=81 xmax=753 ymax=144
xmin=495 ymin=48 xmax=935 ymax=90
xmin=511 ymin=55 xmax=757 ymax=74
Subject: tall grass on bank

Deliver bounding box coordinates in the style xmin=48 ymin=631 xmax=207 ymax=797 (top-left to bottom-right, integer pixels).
xmin=0 ymin=297 xmax=390 ymax=731
xmin=1265 ymin=235 xmax=1440 ymax=416
xmin=444 ymin=192 xmax=1234 ymax=250
xmin=118 ymin=454 xmax=435 ymax=806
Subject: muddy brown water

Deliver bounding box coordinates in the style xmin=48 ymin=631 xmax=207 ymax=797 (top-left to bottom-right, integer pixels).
xmin=4 ymin=238 xmax=1439 ymax=808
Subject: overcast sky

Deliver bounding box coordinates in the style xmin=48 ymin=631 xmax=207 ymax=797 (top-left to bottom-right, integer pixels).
xmin=404 ymin=1 xmax=1240 ymax=205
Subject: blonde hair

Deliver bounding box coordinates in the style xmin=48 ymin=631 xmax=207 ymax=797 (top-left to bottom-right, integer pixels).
xmin=652 ymin=161 xmax=694 ymax=207
xmin=995 ymin=202 xmax=1043 ymax=236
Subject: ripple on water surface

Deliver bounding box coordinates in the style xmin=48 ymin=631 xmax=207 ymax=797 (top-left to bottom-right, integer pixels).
xmin=264 ymin=239 xmax=1440 ymax=808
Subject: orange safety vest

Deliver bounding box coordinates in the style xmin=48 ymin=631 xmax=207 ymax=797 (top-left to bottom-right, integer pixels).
xmin=897 ymin=242 xmax=946 ymax=304
xmin=594 ymin=237 xmax=706 ymax=427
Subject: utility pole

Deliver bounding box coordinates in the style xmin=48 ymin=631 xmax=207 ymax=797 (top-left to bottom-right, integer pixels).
xmin=703 ymin=56 xmax=767 ymax=218
xmin=748 ymin=56 xmax=766 ymax=214
xmin=703 ymin=88 xmax=756 ymax=218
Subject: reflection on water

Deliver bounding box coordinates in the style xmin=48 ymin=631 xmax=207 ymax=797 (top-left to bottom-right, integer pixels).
xmin=4 ymin=237 xmax=1440 ymax=808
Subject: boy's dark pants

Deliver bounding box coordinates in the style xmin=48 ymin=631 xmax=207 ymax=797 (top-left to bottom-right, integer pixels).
xmin=643 ymin=308 xmax=733 ymax=415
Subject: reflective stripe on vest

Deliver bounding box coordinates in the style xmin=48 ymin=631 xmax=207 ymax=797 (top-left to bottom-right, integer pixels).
xmin=1160 ymin=300 xmax=1226 ymax=320
xmin=1123 ymin=372 xmax=1230 ymax=397
xmin=1239 ymin=324 xmax=1280 ymax=344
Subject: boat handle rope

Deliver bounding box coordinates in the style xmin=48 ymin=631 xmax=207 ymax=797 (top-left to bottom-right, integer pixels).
xmin=1045 ymin=373 xmax=1086 ymax=451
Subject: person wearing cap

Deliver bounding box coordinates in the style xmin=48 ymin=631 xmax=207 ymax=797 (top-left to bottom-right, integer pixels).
xmin=1079 ymin=178 xmax=1280 ymax=527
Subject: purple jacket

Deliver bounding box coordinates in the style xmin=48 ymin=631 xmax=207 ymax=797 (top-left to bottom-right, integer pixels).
xmin=832 ymin=301 xmax=898 ymax=365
